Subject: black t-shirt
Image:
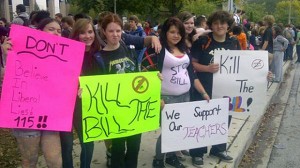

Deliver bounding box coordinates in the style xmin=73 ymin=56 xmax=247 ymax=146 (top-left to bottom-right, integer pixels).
xmin=100 ymin=44 xmax=137 ymax=74
xmin=262 ymin=27 xmax=273 ymax=53
xmin=191 ymin=32 xmax=241 ymax=99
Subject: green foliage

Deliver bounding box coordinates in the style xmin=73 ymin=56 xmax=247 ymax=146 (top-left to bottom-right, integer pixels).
xmin=67 ymin=0 xmax=104 ymax=14
xmin=274 ymin=1 xmax=300 ymax=26
xmin=243 ymin=3 xmax=267 ymax=22
xmin=182 ymin=0 xmax=217 ymax=16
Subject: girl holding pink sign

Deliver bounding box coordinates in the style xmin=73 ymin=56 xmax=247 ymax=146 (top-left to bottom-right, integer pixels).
xmin=8 ymin=18 xmax=63 ymax=168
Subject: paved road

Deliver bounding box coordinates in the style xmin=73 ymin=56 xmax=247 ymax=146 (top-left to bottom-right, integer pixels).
xmin=267 ymin=63 xmax=300 ymax=168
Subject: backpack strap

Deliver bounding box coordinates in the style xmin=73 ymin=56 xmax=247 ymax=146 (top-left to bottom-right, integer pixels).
xmin=93 ymin=51 xmax=105 ymax=73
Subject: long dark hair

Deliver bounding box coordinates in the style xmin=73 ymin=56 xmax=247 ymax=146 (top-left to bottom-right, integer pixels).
xmin=160 ymin=17 xmax=187 ymax=53
xmin=70 ymin=18 xmax=101 ymax=55
xmin=36 ymin=18 xmax=60 ymax=31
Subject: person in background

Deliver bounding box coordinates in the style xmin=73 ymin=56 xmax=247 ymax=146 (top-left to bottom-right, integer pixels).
xmin=231 ymin=25 xmax=247 ymax=50
xmin=194 ymin=15 xmax=211 ymax=35
xmin=190 ymin=10 xmax=240 ymax=167
xmin=61 ymin=16 xmax=74 ymax=38
xmin=296 ymin=26 xmax=300 ymax=63
xmin=144 ymin=20 xmax=152 ymax=35
xmin=249 ymin=28 xmax=261 ymax=50
xmin=55 ymin=13 xmax=63 ymax=23
xmin=0 ymin=18 xmax=7 ymax=28
xmin=2 ymin=18 xmax=63 ymax=168
xmin=11 ymin=4 xmax=29 ymax=26
xmin=128 ymin=15 xmax=147 ymax=67
xmin=261 ymin=15 xmax=275 ymax=64
xmin=30 ymin=10 xmax=51 ymax=28
xmin=271 ymin=25 xmax=288 ymax=83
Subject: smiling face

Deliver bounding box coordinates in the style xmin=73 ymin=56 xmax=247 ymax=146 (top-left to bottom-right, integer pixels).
xmin=43 ymin=21 xmax=62 ymax=36
xmin=103 ymin=22 xmax=122 ymax=46
xmin=78 ymin=23 xmax=95 ymax=51
xmin=183 ymin=17 xmax=195 ymax=34
xmin=211 ymin=20 xmax=228 ymax=38
xmin=166 ymin=25 xmax=182 ymax=47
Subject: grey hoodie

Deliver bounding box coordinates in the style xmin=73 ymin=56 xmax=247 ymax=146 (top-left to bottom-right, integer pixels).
xmin=11 ymin=12 xmax=29 ymax=25
xmin=273 ymin=35 xmax=288 ymax=52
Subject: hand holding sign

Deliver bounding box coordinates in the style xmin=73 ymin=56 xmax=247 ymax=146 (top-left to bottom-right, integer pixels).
xmin=0 ymin=25 xmax=85 ymax=131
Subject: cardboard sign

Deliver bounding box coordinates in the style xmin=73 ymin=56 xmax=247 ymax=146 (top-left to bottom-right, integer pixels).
xmin=80 ymin=72 xmax=161 ymax=142
xmin=0 ymin=25 xmax=85 ymax=131
xmin=161 ymin=98 xmax=229 ymax=153
xmin=213 ymin=50 xmax=269 ymax=114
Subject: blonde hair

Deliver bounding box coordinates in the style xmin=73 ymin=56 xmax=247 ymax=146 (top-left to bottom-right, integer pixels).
xmin=263 ymin=15 xmax=275 ymax=27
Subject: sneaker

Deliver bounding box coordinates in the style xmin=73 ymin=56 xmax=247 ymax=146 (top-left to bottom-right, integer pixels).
xmin=152 ymin=159 xmax=165 ymax=168
xmin=165 ymin=155 xmax=186 ymax=168
xmin=209 ymin=151 xmax=233 ymax=162
xmin=192 ymin=157 xmax=203 ymax=167
xmin=181 ymin=150 xmax=190 ymax=156
xmin=106 ymin=150 xmax=111 ymax=167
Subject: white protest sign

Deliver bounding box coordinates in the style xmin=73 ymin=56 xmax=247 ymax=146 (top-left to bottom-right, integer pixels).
xmin=213 ymin=50 xmax=268 ymax=115
xmin=161 ymin=98 xmax=229 ymax=153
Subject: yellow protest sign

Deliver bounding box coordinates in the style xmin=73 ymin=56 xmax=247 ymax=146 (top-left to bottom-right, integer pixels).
xmin=79 ymin=72 xmax=161 ymax=142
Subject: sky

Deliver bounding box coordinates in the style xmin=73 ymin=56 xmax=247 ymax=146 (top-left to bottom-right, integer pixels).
xmin=12 ymin=0 xmax=60 ymax=13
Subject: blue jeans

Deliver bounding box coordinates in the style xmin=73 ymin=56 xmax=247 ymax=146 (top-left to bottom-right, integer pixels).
xmin=296 ymin=45 xmax=300 ymax=62
xmin=60 ymin=98 xmax=94 ymax=168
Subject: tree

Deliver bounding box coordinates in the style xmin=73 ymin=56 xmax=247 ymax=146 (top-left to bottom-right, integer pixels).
xmin=274 ymin=1 xmax=300 ymax=26
xmin=243 ymin=2 xmax=267 ymax=22
xmin=182 ymin=0 xmax=217 ymax=16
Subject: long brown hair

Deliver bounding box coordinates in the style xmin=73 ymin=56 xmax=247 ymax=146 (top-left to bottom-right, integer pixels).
xmin=70 ymin=18 xmax=101 ymax=55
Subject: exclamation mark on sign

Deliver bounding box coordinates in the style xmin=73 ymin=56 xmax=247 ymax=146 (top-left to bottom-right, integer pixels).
xmin=37 ymin=116 xmax=48 ymax=128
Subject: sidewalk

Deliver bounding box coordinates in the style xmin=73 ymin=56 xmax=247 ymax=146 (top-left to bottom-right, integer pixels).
xmin=36 ymin=61 xmax=293 ymax=168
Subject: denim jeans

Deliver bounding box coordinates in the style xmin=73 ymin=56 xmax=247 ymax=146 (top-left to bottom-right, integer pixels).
xmin=60 ymin=98 xmax=94 ymax=168
xmin=296 ymin=45 xmax=300 ymax=62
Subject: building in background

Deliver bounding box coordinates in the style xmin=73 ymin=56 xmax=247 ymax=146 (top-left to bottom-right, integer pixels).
xmin=0 ymin=0 xmax=69 ymax=22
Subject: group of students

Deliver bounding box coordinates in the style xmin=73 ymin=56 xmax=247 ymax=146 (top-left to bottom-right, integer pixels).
xmin=0 ymin=5 xmax=277 ymax=168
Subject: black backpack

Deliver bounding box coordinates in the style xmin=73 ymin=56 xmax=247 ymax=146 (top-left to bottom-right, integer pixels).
xmin=18 ymin=16 xmax=30 ymax=26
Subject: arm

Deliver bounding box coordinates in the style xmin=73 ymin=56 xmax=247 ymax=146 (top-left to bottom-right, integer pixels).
xmin=192 ymin=58 xmax=219 ymax=73
xmin=143 ymin=36 xmax=161 ymax=53
xmin=194 ymin=79 xmax=210 ymax=101
xmin=190 ymin=38 xmax=219 ymax=73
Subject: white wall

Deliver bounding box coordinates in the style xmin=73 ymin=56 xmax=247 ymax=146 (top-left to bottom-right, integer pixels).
xmin=12 ymin=0 xmax=60 ymax=13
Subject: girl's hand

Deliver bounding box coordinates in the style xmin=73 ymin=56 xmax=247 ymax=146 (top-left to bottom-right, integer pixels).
xmin=202 ymin=92 xmax=210 ymax=102
xmin=78 ymin=88 xmax=83 ymax=98
xmin=267 ymin=71 xmax=273 ymax=81
xmin=1 ymin=37 xmax=12 ymax=55
xmin=157 ymin=72 xmax=163 ymax=81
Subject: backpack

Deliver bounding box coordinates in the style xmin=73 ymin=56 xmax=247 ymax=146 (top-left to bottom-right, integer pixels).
xmin=255 ymin=35 xmax=262 ymax=46
xmin=18 ymin=16 xmax=30 ymax=26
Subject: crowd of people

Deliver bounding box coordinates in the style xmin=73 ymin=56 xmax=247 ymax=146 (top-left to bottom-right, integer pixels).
xmin=0 ymin=3 xmax=296 ymax=168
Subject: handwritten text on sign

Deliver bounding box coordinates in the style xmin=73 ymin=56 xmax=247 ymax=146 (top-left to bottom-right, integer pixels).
xmin=161 ymin=98 xmax=229 ymax=153
xmin=0 ymin=25 xmax=85 ymax=131
xmin=212 ymin=50 xmax=268 ymax=114
xmin=79 ymin=72 xmax=161 ymax=142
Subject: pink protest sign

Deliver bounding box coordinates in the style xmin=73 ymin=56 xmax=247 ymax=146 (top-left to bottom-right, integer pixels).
xmin=0 ymin=25 xmax=85 ymax=131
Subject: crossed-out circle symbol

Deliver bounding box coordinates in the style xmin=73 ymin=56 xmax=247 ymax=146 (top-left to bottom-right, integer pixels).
xmin=251 ymin=59 xmax=264 ymax=70
xmin=132 ymin=76 xmax=149 ymax=94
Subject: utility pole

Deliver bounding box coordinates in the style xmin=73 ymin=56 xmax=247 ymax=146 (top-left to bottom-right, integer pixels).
xmin=114 ymin=0 xmax=116 ymax=14
xmin=288 ymin=0 xmax=292 ymax=24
